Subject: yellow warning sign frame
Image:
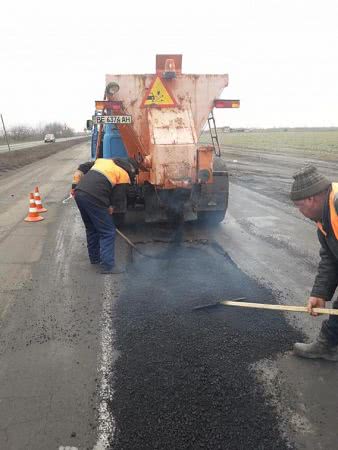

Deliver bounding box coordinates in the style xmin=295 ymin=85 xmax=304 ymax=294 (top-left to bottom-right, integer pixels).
xmin=142 ymin=76 xmax=178 ymax=108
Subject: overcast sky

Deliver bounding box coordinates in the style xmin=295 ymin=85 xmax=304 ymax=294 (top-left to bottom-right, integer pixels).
xmin=1 ymin=0 xmax=337 ymax=132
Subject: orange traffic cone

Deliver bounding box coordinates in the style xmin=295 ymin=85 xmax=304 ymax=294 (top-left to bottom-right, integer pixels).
xmin=34 ymin=186 xmax=47 ymax=212
xmin=24 ymin=193 xmax=44 ymax=222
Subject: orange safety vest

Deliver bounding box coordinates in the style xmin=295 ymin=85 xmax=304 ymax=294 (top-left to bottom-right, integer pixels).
xmin=91 ymin=159 xmax=130 ymax=185
xmin=317 ymin=183 xmax=338 ymax=239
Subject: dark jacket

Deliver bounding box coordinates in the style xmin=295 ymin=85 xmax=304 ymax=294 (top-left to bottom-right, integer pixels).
xmin=75 ymin=161 xmax=128 ymax=209
xmin=311 ymin=188 xmax=338 ymax=300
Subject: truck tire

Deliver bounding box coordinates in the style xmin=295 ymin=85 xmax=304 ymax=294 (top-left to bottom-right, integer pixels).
xmin=213 ymin=156 xmax=228 ymax=171
xmin=197 ymin=210 xmax=226 ymax=224
xmin=113 ymin=213 xmax=126 ymax=227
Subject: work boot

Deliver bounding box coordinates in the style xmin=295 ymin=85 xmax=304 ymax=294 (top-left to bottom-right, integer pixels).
xmin=100 ymin=265 xmax=125 ymax=275
xmin=293 ymin=332 xmax=338 ymax=361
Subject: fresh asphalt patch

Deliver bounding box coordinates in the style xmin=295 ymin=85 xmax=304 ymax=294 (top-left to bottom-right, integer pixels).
xmin=109 ymin=241 xmax=303 ymax=449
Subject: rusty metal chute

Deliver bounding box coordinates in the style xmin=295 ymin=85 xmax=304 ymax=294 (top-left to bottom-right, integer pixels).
xmin=106 ymin=58 xmax=228 ymax=189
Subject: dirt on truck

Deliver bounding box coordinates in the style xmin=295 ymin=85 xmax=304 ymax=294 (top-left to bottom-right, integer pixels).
xmin=88 ymin=54 xmax=239 ymax=224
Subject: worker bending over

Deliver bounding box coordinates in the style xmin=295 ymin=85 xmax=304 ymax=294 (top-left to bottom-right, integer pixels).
xmin=291 ymin=165 xmax=338 ymax=361
xmin=72 ymin=157 xmax=139 ymax=274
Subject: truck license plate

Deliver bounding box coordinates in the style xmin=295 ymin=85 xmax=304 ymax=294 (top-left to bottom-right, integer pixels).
xmin=92 ymin=115 xmax=132 ymax=124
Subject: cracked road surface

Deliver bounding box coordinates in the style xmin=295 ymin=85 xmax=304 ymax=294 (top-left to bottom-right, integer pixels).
xmin=0 ymin=142 xmax=337 ymax=449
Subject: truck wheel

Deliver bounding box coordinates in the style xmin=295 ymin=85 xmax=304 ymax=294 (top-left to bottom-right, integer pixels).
xmin=113 ymin=213 xmax=125 ymax=227
xmin=197 ymin=210 xmax=225 ymax=224
xmin=213 ymin=157 xmax=228 ymax=171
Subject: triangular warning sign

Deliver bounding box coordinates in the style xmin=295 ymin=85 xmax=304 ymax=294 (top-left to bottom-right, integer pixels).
xmin=142 ymin=76 xmax=177 ymax=108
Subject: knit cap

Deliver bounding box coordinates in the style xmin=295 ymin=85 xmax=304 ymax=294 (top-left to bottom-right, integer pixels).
xmin=290 ymin=165 xmax=331 ymax=201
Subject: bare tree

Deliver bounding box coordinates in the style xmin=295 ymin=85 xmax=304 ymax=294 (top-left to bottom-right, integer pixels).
xmin=0 ymin=121 xmax=75 ymax=144
xmin=43 ymin=122 xmax=74 ymax=138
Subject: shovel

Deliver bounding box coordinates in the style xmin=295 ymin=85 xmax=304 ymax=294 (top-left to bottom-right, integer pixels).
xmin=193 ymin=298 xmax=246 ymax=311
xmin=193 ymin=299 xmax=338 ymax=316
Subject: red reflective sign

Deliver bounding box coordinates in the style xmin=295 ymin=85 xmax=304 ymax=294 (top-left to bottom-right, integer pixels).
xmin=95 ymin=100 xmax=123 ymax=111
xmin=214 ymin=99 xmax=240 ymax=108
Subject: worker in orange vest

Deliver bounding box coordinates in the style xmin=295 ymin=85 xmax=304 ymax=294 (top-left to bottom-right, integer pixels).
xmin=291 ymin=165 xmax=338 ymax=361
xmin=72 ymin=157 xmax=139 ymax=274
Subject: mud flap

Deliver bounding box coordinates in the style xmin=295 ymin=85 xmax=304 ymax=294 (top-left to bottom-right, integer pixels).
xmin=144 ymin=185 xmax=197 ymax=223
xmin=196 ymin=170 xmax=229 ymax=222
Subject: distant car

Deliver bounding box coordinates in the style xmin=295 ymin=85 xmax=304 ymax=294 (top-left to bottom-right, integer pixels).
xmin=44 ymin=134 xmax=56 ymax=143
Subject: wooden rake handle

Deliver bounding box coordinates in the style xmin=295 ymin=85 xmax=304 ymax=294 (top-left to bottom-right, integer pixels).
xmin=219 ymin=301 xmax=338 ymax=316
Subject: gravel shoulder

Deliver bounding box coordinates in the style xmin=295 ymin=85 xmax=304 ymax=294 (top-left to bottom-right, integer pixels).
xmin=0 ymin=137 xmax=89 ymax=175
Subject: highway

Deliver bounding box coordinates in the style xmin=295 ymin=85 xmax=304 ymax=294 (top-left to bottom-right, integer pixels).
xmin=0 ymin=141 xmax=337 ymax=449
xmin=0 ymin=135 xmax=88 ymax=153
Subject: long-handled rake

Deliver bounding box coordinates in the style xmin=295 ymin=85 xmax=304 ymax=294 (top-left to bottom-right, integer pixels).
xmin=193 ymin=299 xmax=338 ymax=316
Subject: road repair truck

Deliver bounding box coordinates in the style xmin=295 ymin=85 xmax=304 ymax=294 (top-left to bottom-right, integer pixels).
xmin=87 ymin=54 xmax=239 ymax=223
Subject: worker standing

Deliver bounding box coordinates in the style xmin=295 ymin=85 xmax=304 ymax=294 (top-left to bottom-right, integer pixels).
xmin=291 ymin=165 xmax=338 ymax=361
xmin=72 ymin=157 xmax=139 ymax=274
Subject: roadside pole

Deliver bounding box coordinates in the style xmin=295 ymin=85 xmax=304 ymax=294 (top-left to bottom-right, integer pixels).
xmin=0 ymin=114 xmax=11 ymax=151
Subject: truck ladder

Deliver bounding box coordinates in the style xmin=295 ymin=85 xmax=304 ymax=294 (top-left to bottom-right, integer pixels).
xmin=207 ymin=111 xmax=221 ymax=157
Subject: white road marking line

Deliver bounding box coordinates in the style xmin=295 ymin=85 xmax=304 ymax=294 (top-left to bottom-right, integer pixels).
xmin=59 ymin=446 xmax=78 ymax=450
xmin=93 ymin=278 xmax=118 ymax=450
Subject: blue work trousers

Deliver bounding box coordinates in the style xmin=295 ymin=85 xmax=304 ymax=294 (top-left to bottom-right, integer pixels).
xmin=75 ymin=191 xmax=115 ymax=270
xmin=322 ymin=297 xmax=338 ymax=345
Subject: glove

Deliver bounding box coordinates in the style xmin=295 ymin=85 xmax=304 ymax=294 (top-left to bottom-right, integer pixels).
xmin=307 ymin=296 xmax=326 ymax=316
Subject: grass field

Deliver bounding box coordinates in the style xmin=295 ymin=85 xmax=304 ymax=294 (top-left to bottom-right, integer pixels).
xmin=200 ymin=130 xmax=338 ymax=157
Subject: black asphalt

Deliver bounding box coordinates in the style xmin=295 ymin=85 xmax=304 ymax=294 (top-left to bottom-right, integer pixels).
xmin=109 ymin=239 xmax=303 ymax=449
